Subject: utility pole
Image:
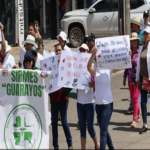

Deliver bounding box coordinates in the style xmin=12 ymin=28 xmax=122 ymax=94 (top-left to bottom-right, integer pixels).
xmin=124 ymin=0 xmax=131 ymax=35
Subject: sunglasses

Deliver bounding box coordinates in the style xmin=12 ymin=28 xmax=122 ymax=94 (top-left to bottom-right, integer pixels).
xmin=24 ymin=57 xmax=32 ymax=63
xmin=56 ymin=49 xmax=62 ymax=53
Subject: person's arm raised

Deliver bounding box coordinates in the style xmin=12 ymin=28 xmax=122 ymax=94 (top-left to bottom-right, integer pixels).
xmin=0 ymin=23 xmax=6 ymax=57
xmin=87 ymin=48 xmax=98 ymax=76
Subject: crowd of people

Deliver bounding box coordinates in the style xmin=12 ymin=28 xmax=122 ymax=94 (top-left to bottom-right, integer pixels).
xmin=0 ymin=9 xmax=150 ymax=150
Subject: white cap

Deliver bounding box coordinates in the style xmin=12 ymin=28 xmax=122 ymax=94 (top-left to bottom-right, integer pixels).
xmin=79 ymin=43 xmax=89 ymax=51
xmin=0 ymin=41 xmax=11 ymax=52
xmin=144 ymin=26 xmax=150 ymax=33
xmin=57 ymin=31 xmax=67 ymax=41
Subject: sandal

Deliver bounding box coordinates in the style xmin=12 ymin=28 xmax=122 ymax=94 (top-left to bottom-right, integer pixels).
xmin=137 ymin=111 xmax=142 ymax=122
xmin=131 ymin=121 xmax=137 ymax=128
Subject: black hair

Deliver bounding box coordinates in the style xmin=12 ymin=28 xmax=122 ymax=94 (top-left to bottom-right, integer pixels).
xmin=31 ymin=50 xmax=37 ymax=57
xmin=28 ymin=23 xmax=35 ymax=31
xmin=54 ymin=43 xmax=63 ymax=50
xmin=23 ymin=57 xmax=35 ymax=69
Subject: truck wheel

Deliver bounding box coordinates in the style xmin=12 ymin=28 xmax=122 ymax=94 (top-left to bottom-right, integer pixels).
xmin=69 ymin=27 xmax=84 ymax=48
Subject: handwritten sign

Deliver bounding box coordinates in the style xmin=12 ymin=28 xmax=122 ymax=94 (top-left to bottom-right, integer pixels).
xmin=58 ymin=51 xmax=92 ymax=90
xmin=0 ymin=29 xmax=2 ymax=42
xmin=40 ymin=54 xmax=61 ymax=93
xmin=18 ymin=0 xmax=24 ymax=46
xmin=95 ymin=35 xmax=131 ymax=69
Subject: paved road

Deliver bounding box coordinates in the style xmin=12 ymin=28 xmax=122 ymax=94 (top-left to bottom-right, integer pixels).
xmin=9 ymin=43 xmax=150 ymax=149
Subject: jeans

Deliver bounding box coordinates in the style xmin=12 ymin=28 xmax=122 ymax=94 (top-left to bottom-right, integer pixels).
xmin=128 ymin=83 xmax=140 ymax=120
xmin=51 ymin=102 xmax=72 ymax=149
xmin=130 ymin=100 xmax=133 ymax=108
xmin=77 ymin=103 xmax=96 ymax=139
xmin=59 ymin=10 xmax=66 ymax=28
xmin=140 ymin=75 xmax=148 ymax=124
xmin=96 ymin=103 xmax=114 ymax=150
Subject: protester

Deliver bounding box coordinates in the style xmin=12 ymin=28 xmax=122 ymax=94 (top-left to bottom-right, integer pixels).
xmin=136 ymin=26 xmax=150 ymax=134
xmin=49 ymin=44 xmax=74 ymax=150
xmin=0 ymin=22 xmax=16 ymax=69
xmin=86 ymin=0 xmax=94 ymax=8
xmin=23 ymin=51 xmax=35 ymax=70
xmin=76 ymin=43 xmax=99 ymax=150
xmin=123 ymin=32 xmax=141 ymax=128
xmin=141 ymin=10 xmax=150 ymax=31
xmin=59 ymin=0 xmax=67 ymax=28
xmin=87 ymin=48 xmax=115 ymax=150
xmin=57 ymin=31 xmax=71 ymax=51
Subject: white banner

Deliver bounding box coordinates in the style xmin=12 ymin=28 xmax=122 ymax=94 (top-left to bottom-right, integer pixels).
xmin=40 ymin=55 xmax=61 ymax=93
xmin=0 ymin=69 xmax=51 ymax=149
xmin=18 ymin=0 xmax=24 ymax=46
xmin=95 ymin=35 xmax=131 ymax=69
xmin=58 ymin=51 xmax=91 ymax=90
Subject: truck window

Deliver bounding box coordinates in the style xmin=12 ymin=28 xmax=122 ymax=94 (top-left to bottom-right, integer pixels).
xmin=93 ymin=0 xmax=112 ymax=12
xmin=130 ymin=0 xmax=144 ymax=10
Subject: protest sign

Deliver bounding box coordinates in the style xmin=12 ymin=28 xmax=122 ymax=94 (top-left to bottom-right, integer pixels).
xmin=0 ymin=69 xmax=51 ymax=149
xmin=58 ymin=51 xmax=92 ymax=90
xmin=40 ymin=54 xmax=61 ymax=93
xmin=95 ymin=35 xmax=131 ymax=69
xmin=0 ymin=29 xmax=2 ymax=41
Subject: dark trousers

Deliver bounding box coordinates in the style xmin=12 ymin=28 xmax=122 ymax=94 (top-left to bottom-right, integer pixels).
xmin=140 ymin=75 xmax=148 ymax=124
xmin=96 ymin=103 xmax=114 ymax=150
xmin=51 ymin=101 xmax=72 ymax=149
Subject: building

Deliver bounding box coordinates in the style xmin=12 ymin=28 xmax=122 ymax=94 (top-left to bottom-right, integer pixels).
xmin=0 ymin=0 xmax=95 ymax=46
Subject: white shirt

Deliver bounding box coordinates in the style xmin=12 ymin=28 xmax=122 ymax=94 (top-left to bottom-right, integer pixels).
xmin=64 ymin=45 xmax=71 ymax=51
xmin=140 ymin=22 xmax=150 ymax=31
xmin=94 ymin=68 xmax=113 ymax=105
xmin=77 ymin=89 xmax=95 ymax=104
xmin=2 ymin=53 xmax=16 ymax=69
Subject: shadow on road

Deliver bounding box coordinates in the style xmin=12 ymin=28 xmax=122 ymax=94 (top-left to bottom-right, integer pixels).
xmin=112 ymin=127 xmax=142 ymax=132
xmin=109 ymin=121 xmax=131 ymax=126
xmin=120 ymin=88 xmax=129 ymax=90
xmin=113 ymin=109 xmax=132 ymax=115
xmin=121 ymin=99 xmax=128 ymax=101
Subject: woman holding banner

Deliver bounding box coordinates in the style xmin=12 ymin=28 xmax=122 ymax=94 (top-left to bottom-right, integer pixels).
xmin=87 ymin=48 xmax=115 ymax=150
xmin=136 ymin=26 xmax=150 ymax=134
xmin=76 ymin=43 xmax=99 ymax=150
xmin=123 ymin=32 xmax=141 ymax=128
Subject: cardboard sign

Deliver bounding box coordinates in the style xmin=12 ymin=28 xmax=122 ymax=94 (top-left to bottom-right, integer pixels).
xmin=58 ymin=51 xmax=92 ymax=90
xmin=40 ymin=54 xmax=61 ymax=93
xmin=95 ymin=35 xmax=132 ymax=69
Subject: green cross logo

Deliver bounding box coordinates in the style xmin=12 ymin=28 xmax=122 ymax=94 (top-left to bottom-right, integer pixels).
xmin=4 ymin=104 xmax=42 ymax=149
xmin=12 ymin=114 xmax=34 ymax=146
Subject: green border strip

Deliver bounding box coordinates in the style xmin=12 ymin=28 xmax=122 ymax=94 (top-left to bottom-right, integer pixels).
xmin=4 ymin=104 xmax=43 ymax=150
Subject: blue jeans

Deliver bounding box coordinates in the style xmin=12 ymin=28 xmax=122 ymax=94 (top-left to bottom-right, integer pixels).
xmin=59 ymin=10 xmax=66 ymax=28
xmin=77 ymin=103 xmax=96 ymax=139
xmin=51 ymin=102 xmax=72 ymax=149
xmin=96 ymin=103 xmax=114 ymax=150
xmin=140 ymin=75 xmax=148 ymax=124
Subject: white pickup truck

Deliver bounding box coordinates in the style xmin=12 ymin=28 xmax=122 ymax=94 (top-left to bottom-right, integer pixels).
xmin=61 ymin=0 xmax=150 ymax=47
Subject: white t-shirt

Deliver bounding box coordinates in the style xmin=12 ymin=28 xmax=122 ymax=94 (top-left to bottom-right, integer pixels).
xmin=140 ymin=22 xmax=150 ymax=31
xmin=77 ymin=89 xmax=95 ymax=104
xmin=2 ymin=53 xmax=16 ymax=69
xmin=64 ymin=45 xmax=71 ymax=51
xmin=43 ymin=50 xmax=55 ymax=59
xmin=94 ymin=68 xmax=113 ymax=105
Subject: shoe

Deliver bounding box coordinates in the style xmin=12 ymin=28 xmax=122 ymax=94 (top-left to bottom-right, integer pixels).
xmin=137 ymin=111 xmax=142 ymax=122
xmin=68 ymin=146 xmax=74 ymax=149
xmin=126 ymin=107 xmax=133 ymax=114
xmin=131 ymin=121 xmax=137 ymax=128
xmin=139 ymin=126 xmax=149 ymax=134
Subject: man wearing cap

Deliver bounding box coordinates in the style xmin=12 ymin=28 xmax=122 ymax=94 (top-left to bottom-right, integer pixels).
xmin=57 ymin=31 xmax=71 ymax=51
xmin=0 ymin=22 xmax=16 ymax=69
xmin=131 ymin=16 xmax=144 ymax=46
xmin=141 ymin=10 xmax=150 ymax=31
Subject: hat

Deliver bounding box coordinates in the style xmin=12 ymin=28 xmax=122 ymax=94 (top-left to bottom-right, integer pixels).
xmin=57 ymin=31 xmax=67 ymax=41
xmin=0 ymin=40 xmax=12 ymax=52
xmin=87 ymin=33 xmax=95 ymax=41
xmin=130 ymin=16 xmax=142 ymax=27
xmin=143 ymin=10 xmax=149 ymax=18
xmin=22 ymin=35 xmax=38 ymax=48
xmin=79 ymin=43 xmax=89 ymax=51
xmin=144 ymin=26 xmax=150 ymax=33
xmin=130 ymin=32 xmax=142 ymax=41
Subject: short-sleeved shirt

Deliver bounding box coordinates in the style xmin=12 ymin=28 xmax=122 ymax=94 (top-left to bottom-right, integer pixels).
xmin=138 ymin=30 xmax=144 ymax=46
xmin=59 ymin=0 xmax=67 ymax=10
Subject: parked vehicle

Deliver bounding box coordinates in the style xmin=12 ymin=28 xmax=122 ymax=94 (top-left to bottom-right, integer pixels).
xmin=61 ymin=0 xmax=150 ymax=47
